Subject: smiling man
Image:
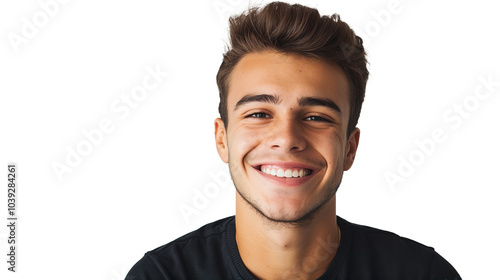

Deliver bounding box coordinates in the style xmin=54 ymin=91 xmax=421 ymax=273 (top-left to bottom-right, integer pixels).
xmin=126 ymin=2 xmax=461 ymax=279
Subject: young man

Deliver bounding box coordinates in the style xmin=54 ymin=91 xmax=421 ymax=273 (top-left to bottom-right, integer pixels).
xmin=127 ymin=2 xmax=461 ymax=279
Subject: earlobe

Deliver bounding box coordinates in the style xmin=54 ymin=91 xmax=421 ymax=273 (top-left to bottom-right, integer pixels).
xmin=214 ymin=118 xmax=229 ymax=163
xmin=344 ymin=128 xmax=360 ymax=171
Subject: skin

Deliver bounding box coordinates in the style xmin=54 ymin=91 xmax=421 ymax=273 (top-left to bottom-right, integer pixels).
xmin=214 ymin=50 xmax=360 ymax=280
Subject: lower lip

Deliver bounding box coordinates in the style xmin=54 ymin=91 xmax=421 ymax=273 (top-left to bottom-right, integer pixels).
xmin=254 ymin=167 xmax=316 ymax=186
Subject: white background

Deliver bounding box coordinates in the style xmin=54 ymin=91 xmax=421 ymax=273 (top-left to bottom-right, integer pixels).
xmin=0 ymin=0 xmax=499 ymax=279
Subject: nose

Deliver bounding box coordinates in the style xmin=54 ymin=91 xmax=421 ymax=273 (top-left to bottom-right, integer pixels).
xmin=264 ymin=117 xmax=307 ymax=152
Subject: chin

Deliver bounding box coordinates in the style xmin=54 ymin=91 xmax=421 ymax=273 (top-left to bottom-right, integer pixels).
xmin=259 ymin=200 xmax=320 ymax=224
xmin=262 ymin=209 xmax=316 ymax=225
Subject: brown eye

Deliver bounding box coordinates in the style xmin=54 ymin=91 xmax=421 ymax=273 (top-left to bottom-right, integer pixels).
xmin=246 ymin=112 xmax=270 ymax=118
xmin=305 ymin=116 xmax=330 ymax=122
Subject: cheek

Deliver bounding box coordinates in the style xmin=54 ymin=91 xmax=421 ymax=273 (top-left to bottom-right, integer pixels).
xmin=324 ymin=133 xmax=346 ymax=165
xmin=228 ymin=128 xmax=262 ymax=159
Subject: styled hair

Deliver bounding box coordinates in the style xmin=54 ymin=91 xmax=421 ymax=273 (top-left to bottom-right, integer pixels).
xmin=216 ymin=1 xmax=369 ymax=136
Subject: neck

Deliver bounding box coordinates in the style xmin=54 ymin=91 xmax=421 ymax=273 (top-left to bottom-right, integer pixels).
xmin=235 ymin=195 xmax=341 ymax=280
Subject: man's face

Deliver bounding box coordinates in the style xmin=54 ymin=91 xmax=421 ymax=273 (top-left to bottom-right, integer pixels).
xmin=215 ymin=51 xmax=359 ymax=223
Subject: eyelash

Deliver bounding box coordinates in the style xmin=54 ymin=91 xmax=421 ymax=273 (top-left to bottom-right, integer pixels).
xmin=245 ymin=112 xmax=332 ymax=123
xmin=304 ymin=116 xmax=330 ymax=122
xmin=246 ymin=112 xmax=270 ymax=118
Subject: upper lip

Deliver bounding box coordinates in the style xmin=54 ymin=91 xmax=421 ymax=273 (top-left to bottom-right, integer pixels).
xmin=251 ymin=161 xmax=319 ymax=171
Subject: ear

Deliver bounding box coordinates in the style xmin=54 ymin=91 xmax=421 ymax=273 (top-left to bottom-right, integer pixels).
xmin=344 ymin=127 xmax=360 ymax=171
xmin=214 ymin=118 xmax=229 ymax=163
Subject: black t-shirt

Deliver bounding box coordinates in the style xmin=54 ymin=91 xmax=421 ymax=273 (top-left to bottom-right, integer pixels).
xmin=126 ymin=216 xmax=461 ymax=279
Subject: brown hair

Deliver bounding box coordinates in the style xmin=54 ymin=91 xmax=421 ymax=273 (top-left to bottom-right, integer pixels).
xmin=216 ymin=1 xmax=369 ymax=136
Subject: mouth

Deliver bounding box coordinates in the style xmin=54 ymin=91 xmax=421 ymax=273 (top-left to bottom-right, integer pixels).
xmin=251 ymin=163 xmax=318 ymax=187
xmin=258 ymin=165 xmax=313 ymax=178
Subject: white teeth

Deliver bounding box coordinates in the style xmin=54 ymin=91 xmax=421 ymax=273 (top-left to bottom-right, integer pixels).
xmin=259 ymin=166 xmax=312 ymax=178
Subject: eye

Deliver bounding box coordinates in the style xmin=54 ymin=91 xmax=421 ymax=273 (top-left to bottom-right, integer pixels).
xmin=304 ymin=115 xmax=331 ymax=122
xmin=246 ymin=112 xmax=271 ymax=118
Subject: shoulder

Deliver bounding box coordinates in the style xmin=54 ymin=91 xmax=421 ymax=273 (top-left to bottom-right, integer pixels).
xmin=126 ymin=216 xmax=235 ymax=280
xmin=345 ymin=217 xmax=434 ymax=255
xmin=338 ymin=216 xmax=461 ymax=279
xmin=151 ymin=215 xmax=233 ymax=254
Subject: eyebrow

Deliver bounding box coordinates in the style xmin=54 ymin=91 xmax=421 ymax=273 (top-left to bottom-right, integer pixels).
xmin=298 ymin=96 xmax=342 ymax=115
xmin=233 ymin=93 xmax=342 ymax=116
xmin=234 ymin=94 xmax=281 ymax=111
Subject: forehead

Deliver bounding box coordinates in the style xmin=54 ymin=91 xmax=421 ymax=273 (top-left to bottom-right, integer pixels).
xmin=227 ymin=51 xmax=350 ymax=112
